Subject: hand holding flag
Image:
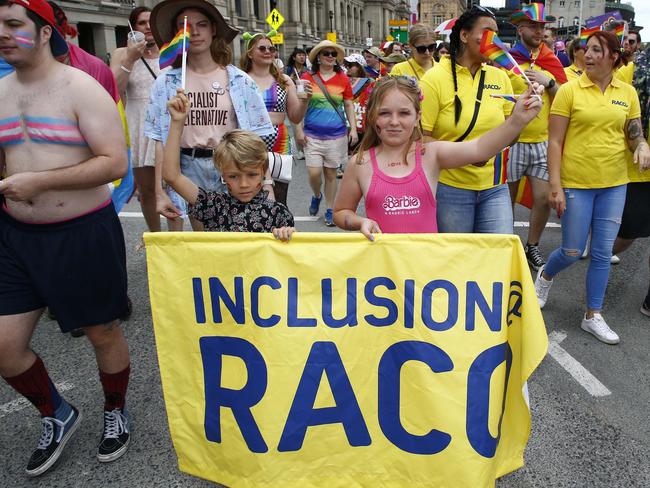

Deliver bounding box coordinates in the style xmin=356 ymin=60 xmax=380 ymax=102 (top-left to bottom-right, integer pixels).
xmin=480 ymin=30 xmax=532 ymax=83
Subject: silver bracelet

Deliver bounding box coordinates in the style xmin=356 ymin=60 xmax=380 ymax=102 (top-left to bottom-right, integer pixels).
xmin=120 ymin=65 xmax=131 ymax=74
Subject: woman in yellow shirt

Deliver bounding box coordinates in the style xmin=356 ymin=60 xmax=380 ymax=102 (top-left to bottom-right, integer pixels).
xmin=536 ymin=31 xmax=650 ymax=344
xmin=420 ymin=6 xmax=516 ymax=233
xmin=564 ymin=37 xmax=585 ymax=81
xmin=389 ymin=24 xmax=435 ymax=81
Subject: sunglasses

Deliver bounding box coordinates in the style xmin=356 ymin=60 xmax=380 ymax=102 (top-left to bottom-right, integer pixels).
xmin=320 ymin=50 xmax=338 ymax=58
xmin=257 ymin=45 xmax=277 ymax=53
xmin=414 ymin=44 xmax=436 ymax=54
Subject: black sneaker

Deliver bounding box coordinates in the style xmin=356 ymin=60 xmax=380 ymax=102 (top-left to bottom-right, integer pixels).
xmin=97 ymin=408 xmax=130 ymax=463
xmin=26 ymin=406 xmax=82 ymax=477
xmin=525 ymin=243 xmax=546 ymax=271
xmin=641 ymin=300 xmax=650 ymax=318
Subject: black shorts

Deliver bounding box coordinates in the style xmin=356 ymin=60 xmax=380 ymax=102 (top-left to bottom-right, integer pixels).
xmin=618 ymin=182 xmax=650 ymax=239
xmin=0 ymin=201 xmax=129 ymax=332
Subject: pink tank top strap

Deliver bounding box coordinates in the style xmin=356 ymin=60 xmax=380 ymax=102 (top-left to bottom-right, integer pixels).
xmin=369 ymin=146 xmax=379 ymax=171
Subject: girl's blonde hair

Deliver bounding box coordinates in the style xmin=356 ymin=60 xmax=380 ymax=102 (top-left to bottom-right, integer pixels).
xmin=408 ymin=24 xmax=435 ymax=49
xmin=214 ymin=130 xmax=269 ymax=173
xmin=240 ymin=34 xmax=287 ymax=89
xmin=355 ymin=77 xmax=423 ymax=165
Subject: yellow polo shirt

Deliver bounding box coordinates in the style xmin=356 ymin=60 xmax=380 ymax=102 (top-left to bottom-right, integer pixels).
xmin=508 ymin=61 xmax=555 ymax=143
xmin=564 ymin=64 xmax=583 ymax=82
xmin=614 ymin=62 xmax=634 ymax=85
xmin=390 ymin=59 xmax=431 ymax=80
xmin=550 ymin=73 xmax=640 ymax=188
xmin=420 ymin=57 xmax=513 ymax=191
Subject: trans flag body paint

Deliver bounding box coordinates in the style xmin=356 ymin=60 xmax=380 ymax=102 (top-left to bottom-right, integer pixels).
xmin=15 ymin=30 xmax=36 ymax=49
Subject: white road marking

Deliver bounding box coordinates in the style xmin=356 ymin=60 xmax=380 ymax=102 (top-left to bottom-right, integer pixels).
xmin=119 ymin=212 xmax=558 ymax=227
xmin=547 ymin=331 xmax=612 ymax=397
xmin=0 ymin=381 xmax=75 ymax=418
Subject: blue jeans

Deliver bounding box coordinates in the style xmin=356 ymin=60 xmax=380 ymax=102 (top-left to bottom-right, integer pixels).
xmin=180 ymin=153 xmax=227 ymax=193
xmin=436 ymin=183 xmax=514 ymax=234
xmin=544 ymin=185 xmax=627 ymax=310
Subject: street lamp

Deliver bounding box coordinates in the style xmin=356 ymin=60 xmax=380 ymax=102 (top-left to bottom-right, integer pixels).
xmin=329 ymin=10 xmax=334 ymax=33
xmin=367 ymin=20 xmax=371 ymax=38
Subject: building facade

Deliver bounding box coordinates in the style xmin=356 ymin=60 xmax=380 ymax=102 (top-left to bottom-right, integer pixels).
xmin=59 ymin=0 xmax=412 ymax=63
xmin=545 ymin=0 xmax=605 ymax=31
xmin=417 ymin=0 xmax=467 ymax=31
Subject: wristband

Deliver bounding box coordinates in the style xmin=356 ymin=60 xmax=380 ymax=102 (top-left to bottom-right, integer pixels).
xmin=120 ymin=65 xmax=131 ymax=74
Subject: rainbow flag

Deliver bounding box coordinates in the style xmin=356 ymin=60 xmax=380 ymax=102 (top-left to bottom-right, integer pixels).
xmin=480 ymin=31 xmax=524 ymax=76
xmin=490 ymin=93 xmax=520 ymax=103
xmin=159 ymin=26 xmax=190 ymax=70
xmin=579 ymin=25 xmax=600 ymax=47
xmin=614 ymin=22 xmax=627 ymax=47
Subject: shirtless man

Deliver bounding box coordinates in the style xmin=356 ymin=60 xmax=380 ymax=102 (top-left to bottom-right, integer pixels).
xmin=0 ymin=0 xmax=132 ymax=476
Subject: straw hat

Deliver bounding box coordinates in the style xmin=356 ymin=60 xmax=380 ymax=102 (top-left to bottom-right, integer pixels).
xmin=309 ymin=40 xmax=345 ymax=64
xmin=150 ymin=0 xmax=239 ymax=47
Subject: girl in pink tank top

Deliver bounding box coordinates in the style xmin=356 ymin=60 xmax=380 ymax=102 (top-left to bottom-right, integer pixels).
xmin=333 ymin=76 xmax=543 ymax=240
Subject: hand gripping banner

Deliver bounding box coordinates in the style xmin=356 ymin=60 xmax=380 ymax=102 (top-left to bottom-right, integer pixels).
xmin=144 ymin=232 xmax=548 ymax=487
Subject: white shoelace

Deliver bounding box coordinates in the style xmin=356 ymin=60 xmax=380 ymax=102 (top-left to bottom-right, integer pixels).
xmin=590 ymin=315 xmax=615 ymax=336
xmin=103 ymin=409 xmax=127 ymax=439
xmin=37 ymin=416 xmax=67 ymax=449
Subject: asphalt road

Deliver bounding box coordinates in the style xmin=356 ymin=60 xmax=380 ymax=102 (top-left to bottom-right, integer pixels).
xmin=1 ymin=158 xmax=649 ymax=487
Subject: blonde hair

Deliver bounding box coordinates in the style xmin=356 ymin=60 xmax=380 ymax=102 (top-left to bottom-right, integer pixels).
xmin=354 ymin=77 xmax=423 ymax=165
xmin=408 ymin=24 xmax=435 ymax=48
xmin=213 ymin=130 xmax=269 ymax=173
xmin=240 ymin=34 xmax=286 ymax=89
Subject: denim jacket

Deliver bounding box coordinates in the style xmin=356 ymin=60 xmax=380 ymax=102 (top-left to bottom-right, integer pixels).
xmin=144 ymin=64 xmax=273 ymax=144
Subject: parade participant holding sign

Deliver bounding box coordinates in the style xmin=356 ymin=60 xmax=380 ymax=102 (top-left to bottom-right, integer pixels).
xmin=333 ymin=76 xmax=543 ymax=239
xmin=0 ymin=0 xmax=132 ymax=475
xmin=163 ymin=91 xmax=294 ymax=240
xmin=420 ymin=6 xmax=516 ymax=234
xmin=389 ymin=24 xmax=435 ymax=81
xmin=145 ymin=0 xmax=273 ymax=231
xmin=536 ymin=31 xmax=650 ymax=344
xmin=507 ymin=2 xmax=567 ymax=271
xmin=111 ymin=6 xmax=175 ymax=232
xmin=297 ymin=40 xmax=357 ymax=226
xmin=241 ymin=31 xmax=311 ymax=206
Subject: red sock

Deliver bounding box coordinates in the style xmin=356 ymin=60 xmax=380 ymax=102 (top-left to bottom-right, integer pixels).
xmin=99 ymin=364 xmax=130 ymax=411
xmin=3 ymin=356 xmax=62 ymax=417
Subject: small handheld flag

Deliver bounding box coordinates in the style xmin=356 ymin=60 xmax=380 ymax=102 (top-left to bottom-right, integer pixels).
xmin=579 ymin=25 xmax=600 ymax=47
xmin=480 ymin=30 xmax=532 ymax=85
xmin=159 ymin=25 xmax=191 ymax=70
xmin=490 ymin=94 xmax=520 ymax=103
xmin=614 ymin=22 xmax=627 ymax=47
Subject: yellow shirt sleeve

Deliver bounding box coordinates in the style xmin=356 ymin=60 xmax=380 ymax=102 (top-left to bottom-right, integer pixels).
xmin=550 ymin=81 xmax=574 ymax=118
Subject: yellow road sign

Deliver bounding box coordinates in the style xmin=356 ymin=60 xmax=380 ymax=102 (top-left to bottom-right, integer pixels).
xmin=326 ymin=32 xmax=337 ymax=43
xmin=266 ymin=8 xmax=285 ymax=30
xmin=270 ymin=33 xmax=284 ymax=45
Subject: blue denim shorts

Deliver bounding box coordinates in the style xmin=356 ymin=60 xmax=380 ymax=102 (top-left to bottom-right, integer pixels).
xmin=180 ymin=153 xmax=227 ymax=193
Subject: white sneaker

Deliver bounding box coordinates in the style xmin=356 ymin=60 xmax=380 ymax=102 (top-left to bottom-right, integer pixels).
xmin=610 ymin=254 xmax=620 ymax=264
xmin=581 ymin=313 xmax=620 ymax=344
xmin=534 ymin=265 xmax=553 ymax=309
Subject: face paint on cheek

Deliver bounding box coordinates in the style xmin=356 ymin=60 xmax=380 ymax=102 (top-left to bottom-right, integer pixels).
xmin=15 ymin=31 xmax=36 ymax=49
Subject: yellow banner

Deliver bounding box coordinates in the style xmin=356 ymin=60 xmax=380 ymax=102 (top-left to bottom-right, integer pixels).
xmin=145 ymin=232 xmax=547 ymax=487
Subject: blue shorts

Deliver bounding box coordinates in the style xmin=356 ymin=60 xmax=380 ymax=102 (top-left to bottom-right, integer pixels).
xmin=0 ymin=201 xmax=129 ymax=332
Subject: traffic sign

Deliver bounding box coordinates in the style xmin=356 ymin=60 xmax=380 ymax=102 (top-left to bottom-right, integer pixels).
xmin=366 ymin=37 xmax=373 ymax=47
xmin=326 ymin=32 xmax=337 ymax=43
xmin=266 ymin=8 xmax=285 ymax=30
xmin=389 ymin=19 xmax=408 ymax=27
xmin=270 ymin=33 xmax=284 ymax=45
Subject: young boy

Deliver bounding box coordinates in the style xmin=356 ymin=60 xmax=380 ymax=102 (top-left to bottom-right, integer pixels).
xmin=163 ymin=90 xmax=295 ymax=240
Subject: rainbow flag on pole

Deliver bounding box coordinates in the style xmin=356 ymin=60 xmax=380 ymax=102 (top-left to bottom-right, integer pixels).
xmin=480 ymin=31 xmax=525 ymax=76
xmin=579 ymin=25 xmax=600 ymax=47
xmin=614 ymin=22 xmax=628 ymax=47
xmin=159 ymin=26 xmax=190 ymax=70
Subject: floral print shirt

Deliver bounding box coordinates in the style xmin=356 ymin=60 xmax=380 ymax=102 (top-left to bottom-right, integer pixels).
xmin=188 ymin=188 xmax=294 ymax=232
xmin=144 ymin=65 xmax=273 ymax=144
xmin=633 ymin=48 xmax=650 ymax=137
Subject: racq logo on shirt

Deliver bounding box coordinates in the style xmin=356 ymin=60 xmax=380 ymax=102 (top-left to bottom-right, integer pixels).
xmin=382 ymin=195 xmax=421 ymax=213
xmin=482 ymin=84 xmax=501 ymax=90
xmin=611 ymin=99 xmax=629 ymax=108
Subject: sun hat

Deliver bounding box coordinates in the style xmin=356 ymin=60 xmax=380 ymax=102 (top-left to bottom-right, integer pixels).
xmin=308 ymin=40 xmax=345 ymax=64
xmin=510 ymin=3 xmax=551 ymax=25
xmin=150 ymin=0 xmax=239 ymax=47
xmin=363 ymin=46 xmax=383 ymax=58
xmin=380 ymin=53 xmax=407 ymax=64
xmin=8 ymin=0 xmax=68 ymax=56
xmin=344 ymin=53 xmax=366 ymax=67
